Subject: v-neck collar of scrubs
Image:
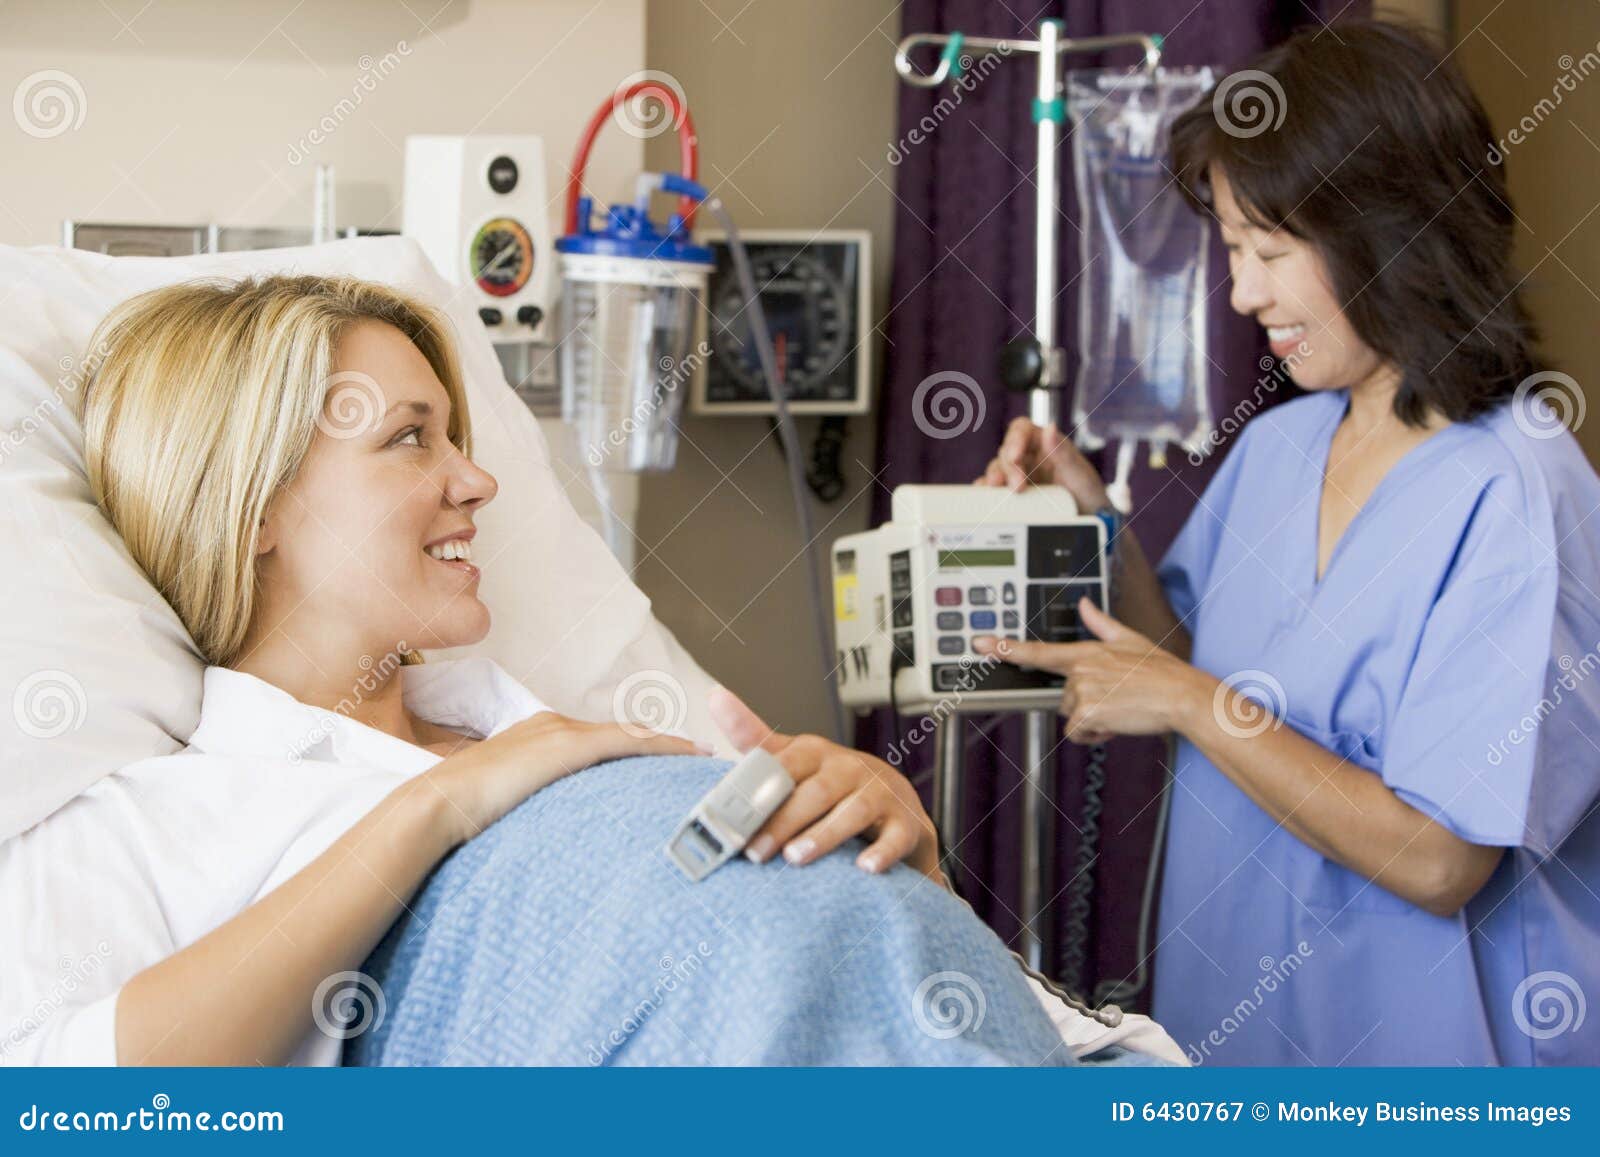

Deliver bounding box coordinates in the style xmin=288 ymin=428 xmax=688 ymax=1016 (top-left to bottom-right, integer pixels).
xmin=1304 ymin=390 xmax=1469 ymax=599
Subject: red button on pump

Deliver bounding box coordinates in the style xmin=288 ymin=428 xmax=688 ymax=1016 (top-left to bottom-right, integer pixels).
xmin=935 ymin=587 xmax=962 ymax=606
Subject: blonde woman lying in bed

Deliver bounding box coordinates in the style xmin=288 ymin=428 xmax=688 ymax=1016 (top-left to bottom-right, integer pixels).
xmin=6 ymin=275 xmax=1179 ymax=1066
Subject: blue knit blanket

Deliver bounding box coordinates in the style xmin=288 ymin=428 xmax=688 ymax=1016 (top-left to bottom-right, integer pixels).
xmin=344 ymin=756 xmax=1083 ymax=1066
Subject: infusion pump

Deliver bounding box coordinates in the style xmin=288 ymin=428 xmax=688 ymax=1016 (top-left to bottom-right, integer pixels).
xmin=831 ymin=485 xmax=1109 ymax=714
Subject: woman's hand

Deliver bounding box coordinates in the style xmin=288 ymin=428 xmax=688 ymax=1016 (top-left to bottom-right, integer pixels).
xmin=119 ymin=708 xmax=703 ymax=1066
xmin=707 ymin=687 xmax=944 ymax=885
xmin=422 ymin=711 xmax=706 ymax=845
xmin=975 ymin=599 xmax=1217 ymax=743
xmin=977 ymin=417 xmax=1110 ymax=511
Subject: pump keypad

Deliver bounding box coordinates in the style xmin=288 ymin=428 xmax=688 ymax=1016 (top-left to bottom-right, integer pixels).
xmin=934 ymin=584 xmax=1021 ymax=659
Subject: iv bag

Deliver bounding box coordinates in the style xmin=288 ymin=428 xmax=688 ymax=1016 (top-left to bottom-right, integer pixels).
xmin=1067 ymin=67 xmax=1215 ymax=455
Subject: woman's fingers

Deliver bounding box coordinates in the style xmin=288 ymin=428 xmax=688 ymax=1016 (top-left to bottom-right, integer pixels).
xmin=1039 ymin=421 xmax=1066 ymax=462
xmin=780 ymin=785 xmax=877 ymax=866
xmin=739 ymin=742 xmax=937 ymax=875
xmin=1078 ymin=597 xmax=1139 ymax=644
xmin=642 ymin=732 xmax=706 ymax=757
xmin=1065 ymin=722 xmax=1114 ymax=745
xmin=999 ymin=416 xmax=1039 ymax=462
xmin=568 ymin=724 xmax=701 ymax=770
xmin=854 ymin=816 xmax=925 ymax=874
xmin=1062 ymin=707 xmax=1114 ymax=745
xmin=743 ymin=754 xmax=854 ymax=862
xmin=706 ymin=685 xmax=791 ymax=755
xmin=997 ymin=417 xmax=1042 ymax=489
xmin=772 ymin=761 xmax=931 ymax=872
xmin=972 ymin=634 xmax=1095 ymax=673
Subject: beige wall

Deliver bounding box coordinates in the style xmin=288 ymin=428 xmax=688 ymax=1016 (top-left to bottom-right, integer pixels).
xmin=0 ymin=0 xmax=646 ymax=245
xmin=1374 ymin=0 xmax=1600 ymax=462
xmin=638 ymin=0 xmax=901 ymax=736
xmin=1452 ymin=0 xmax=1600 ymax=463
xmin=1379 ymin=0 xmax=1600 ymax=464
xmin=1373 ymin=0 xmax=1448 ymax=31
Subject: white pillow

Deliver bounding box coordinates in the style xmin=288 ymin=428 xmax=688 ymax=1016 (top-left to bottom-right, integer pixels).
xmin=0 ymin=236 xmax=727 ymax=844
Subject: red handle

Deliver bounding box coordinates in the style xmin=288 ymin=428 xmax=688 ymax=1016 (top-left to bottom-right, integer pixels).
xmin=564 ymin=80 xmax=699 ymax=236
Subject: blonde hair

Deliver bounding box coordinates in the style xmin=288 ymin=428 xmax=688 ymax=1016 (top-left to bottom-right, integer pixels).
xmin=80 ymin=274 xmax=472 ymax=668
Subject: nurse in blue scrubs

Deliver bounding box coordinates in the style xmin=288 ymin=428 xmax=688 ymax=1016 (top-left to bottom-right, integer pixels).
xmin=974 ymin=21 xmax=1600 ymax=1066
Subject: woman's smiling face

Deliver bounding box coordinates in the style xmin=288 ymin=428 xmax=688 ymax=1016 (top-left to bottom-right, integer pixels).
xmin=1212 ymin=164 xmax=1387 ymax=394
xmin=251 ymin=319 xmax=498 ymax=659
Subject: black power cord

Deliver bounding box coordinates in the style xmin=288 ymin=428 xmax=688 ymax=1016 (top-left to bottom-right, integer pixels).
xmin=807 ymin=415 xmax=848 ymax=502
xmin=1057 ymin=741 xmax=1108 ymax=996
xmin=766 ymin=414 xmax=850 ymax=504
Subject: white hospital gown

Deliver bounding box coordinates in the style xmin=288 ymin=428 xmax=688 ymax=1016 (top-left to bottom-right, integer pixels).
xmin=0 ymin=657 xmax=1177 ymax=1065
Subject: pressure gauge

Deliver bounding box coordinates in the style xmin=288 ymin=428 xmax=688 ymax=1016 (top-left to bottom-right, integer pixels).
xmin=708 ymin=251 xmax=849 ymax=392
xmin=694 ymin=230 xmax=871 ymax=415
xmin=469 ymin=216 xmax=535 ymax=298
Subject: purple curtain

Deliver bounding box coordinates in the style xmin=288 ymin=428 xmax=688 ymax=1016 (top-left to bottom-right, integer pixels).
xmin=859 ymin=0 xmax=1367 ymax=1006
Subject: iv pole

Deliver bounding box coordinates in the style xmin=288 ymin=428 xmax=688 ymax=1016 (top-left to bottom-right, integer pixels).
xmin=893 ymin=21 xmax=1162 ymax=975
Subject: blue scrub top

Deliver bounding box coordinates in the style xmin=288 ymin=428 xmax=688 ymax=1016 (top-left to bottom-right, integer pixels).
xmin=1152 ymin=389 xmax=1600 ymax=1067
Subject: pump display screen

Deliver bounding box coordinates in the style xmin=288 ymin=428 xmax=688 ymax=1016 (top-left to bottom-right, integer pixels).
xmin=938 ymin=549 xmax=1015 ymax=569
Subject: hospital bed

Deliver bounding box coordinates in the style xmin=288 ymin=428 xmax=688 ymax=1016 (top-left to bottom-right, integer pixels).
xmin=0 ymin=237 xmax=1179 ymax=1065
xmin=0 ymin=235 xmax=726 ymax=844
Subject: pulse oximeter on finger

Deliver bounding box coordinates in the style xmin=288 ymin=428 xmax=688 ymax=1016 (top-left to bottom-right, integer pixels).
xmin=665 ymin=749 xmax=794 ymax=882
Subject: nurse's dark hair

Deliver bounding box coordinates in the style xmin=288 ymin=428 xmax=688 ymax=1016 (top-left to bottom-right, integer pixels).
xmin=1168 ymin=19 xmax=1540 ymax=425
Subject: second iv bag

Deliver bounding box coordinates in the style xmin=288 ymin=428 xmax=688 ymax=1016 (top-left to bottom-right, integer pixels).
xmin=1067 ymin=67 xmax=1215 ymax=456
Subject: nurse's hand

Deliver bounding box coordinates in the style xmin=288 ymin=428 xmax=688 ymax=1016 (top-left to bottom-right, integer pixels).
xmin=974 ymin=599 xmax=1217 ymax=743
xmin=707 ymin=686 xmax=945 ymax=886
xmin=977 ymin=417 xmax=1109 ymax=511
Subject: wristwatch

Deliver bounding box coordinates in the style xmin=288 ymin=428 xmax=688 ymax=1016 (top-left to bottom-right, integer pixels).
xmin=1093 ymin=502 xmax=1124 ymax=551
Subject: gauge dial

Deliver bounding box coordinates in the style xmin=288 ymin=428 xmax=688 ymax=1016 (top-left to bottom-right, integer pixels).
xmin=469 ymin=217 xmax=534 ymax=298
xmin=708 ymin=252 xmax=850 ymax=398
